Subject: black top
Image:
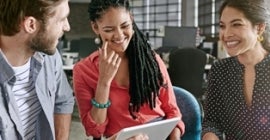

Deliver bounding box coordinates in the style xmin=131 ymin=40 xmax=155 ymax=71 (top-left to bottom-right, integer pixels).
xmin=202 ymin=55 xmax=270 ymax=140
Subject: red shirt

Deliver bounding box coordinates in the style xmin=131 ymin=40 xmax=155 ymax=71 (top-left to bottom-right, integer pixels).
xmin=73 ymin=51 xmax=185 ymax=138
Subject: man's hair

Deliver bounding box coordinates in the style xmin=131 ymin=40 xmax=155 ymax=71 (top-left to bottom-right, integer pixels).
xmin=0 ymin=0 xmax=65 ymax=36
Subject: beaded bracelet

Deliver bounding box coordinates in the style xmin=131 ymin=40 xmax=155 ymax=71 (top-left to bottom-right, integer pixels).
xmin=91 ymin=98 xmax=111 ymax=109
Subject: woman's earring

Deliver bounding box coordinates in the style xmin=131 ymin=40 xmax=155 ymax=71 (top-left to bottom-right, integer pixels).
xmin=94 ymin=37 xmax=101 ymax=44
xmin=257 ymin=34 xmax=264 ymax=42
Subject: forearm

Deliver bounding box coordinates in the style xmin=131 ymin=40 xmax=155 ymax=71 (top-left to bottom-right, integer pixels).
xmin=169 ymin=127 xmax=181 ymax=140
xmin=90 ymin=81 xmax=111 ymax=124
xmin=54 ymin=114 xmax=72 ymax=140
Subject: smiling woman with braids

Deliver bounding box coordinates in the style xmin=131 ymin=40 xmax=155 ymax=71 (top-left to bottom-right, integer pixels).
xmin=72 ymin=0 xmax=184 ymax=139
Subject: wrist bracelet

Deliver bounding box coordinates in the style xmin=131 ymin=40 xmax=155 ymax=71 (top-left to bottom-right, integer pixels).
xmin=91 ymin=98 xmax=111 ymax=108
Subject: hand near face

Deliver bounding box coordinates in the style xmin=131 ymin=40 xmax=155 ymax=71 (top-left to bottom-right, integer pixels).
xmin=98 ymin=41 xmax=122 ymax=84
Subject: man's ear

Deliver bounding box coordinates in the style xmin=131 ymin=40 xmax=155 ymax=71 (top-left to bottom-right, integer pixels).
xmin=22 ymin=16 xmax=38 ymax=34
xmin=91 ymin=21 xmax=99 ymax=35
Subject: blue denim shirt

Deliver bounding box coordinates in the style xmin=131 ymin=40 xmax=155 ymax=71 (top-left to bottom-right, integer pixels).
xmin=0 ymin=50 xmax=74 ymax=140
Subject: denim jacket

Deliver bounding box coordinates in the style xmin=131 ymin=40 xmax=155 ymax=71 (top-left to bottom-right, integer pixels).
xmin=0 ymin=51 xmax=74 ymax=140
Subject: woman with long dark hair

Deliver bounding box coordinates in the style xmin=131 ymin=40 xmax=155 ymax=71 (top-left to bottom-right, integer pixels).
xmin=73 ymin=0 xmax=184 ymax=139
xmin=202 ymin=0 xmax=270 ymax=139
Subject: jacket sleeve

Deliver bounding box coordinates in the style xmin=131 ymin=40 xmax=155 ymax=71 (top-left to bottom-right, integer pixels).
xmin=53 ymin=50 xmax=75 ymax=114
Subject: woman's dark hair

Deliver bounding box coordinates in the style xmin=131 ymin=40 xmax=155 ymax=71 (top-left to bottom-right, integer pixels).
xmin=88 ymin=0 xmax=164 ymax=119
xmin=219 ymin=0 xmax=270 ymax=51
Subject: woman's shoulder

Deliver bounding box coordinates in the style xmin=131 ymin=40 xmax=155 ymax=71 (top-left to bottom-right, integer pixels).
xmin=212 ymin=56 xmax=238 ymax=68
xmin=208 ymin=56 xmax=243 ymax=77
xmin=73 ymin=51 xmax=99 ymax=71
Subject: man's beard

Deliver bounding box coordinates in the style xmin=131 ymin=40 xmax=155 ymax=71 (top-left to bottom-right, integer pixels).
xmin=29 ymin=25 xmax=57 ymax=55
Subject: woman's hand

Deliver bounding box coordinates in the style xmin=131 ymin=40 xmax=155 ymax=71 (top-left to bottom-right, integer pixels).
xmin=202 ymin=132 xmax=219 ymax=140
xmin=107 ymin=133 xmax=149 ymax=140
xmin=98 ymin=41 xmax=122 ymax=85
xmin=127 ymin=133 xmax=149 ymax=140
xmin=91 ymin=41 xmax=122 ymax=123
xmin=169 ymin=127 xmax=181 ymax=140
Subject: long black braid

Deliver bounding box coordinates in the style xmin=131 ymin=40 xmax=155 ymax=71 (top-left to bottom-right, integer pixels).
xmin=126 ymin=23 xmax=164 ymax=119
xmin=88 ymin=0 xmax=164 ymax=119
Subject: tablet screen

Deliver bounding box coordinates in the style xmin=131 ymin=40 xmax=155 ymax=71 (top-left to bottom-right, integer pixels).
xmin=115 ymin=117 xmax=180 ymax=140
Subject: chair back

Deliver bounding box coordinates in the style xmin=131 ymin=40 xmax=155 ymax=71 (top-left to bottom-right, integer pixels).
xmin=168 ymin=47 xmax=207 ymax=98
xmin=173 ymin=86 xmax=202 ymax=140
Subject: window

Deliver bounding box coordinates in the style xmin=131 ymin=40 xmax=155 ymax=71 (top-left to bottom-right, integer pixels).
xmin=198 ymin=0 xmax=223 ymax=38
xmin=130 ymin=0 xmax=182 ymax=48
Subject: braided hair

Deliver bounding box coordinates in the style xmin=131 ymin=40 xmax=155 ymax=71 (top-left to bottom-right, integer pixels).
xmin=88 ymin=0 xmax=164 ymax=119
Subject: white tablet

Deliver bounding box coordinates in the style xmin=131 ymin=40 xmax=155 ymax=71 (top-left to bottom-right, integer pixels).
xmin=115 ymin=117 xmax=180 ymax=140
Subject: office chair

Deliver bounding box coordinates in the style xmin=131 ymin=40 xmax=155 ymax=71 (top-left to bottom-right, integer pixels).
xmin=168 ymin=47 xmax=207 ymax=99
xmin=173 ymin=86 xmax=202 ymax=140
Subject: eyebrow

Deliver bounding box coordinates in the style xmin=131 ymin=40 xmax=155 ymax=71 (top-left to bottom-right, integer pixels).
xmin=230 ymin=19 xmax=243 ymax=23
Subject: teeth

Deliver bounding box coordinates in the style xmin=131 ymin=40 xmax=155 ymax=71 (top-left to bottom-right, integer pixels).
xmin=226 ymin=41 xmax=238 ymax=46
